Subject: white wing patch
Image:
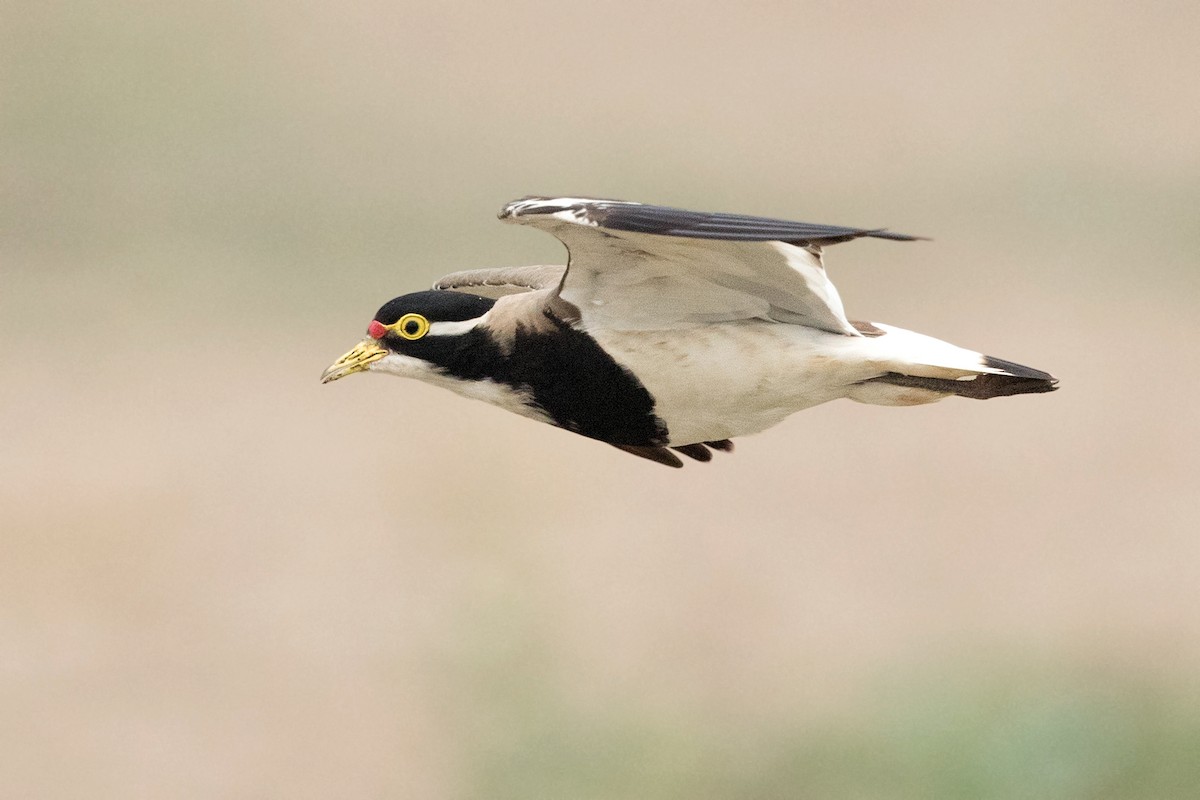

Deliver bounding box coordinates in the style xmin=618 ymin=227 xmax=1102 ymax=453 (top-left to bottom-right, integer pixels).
xmin=501 ymin=198 xmax=860 ymax=334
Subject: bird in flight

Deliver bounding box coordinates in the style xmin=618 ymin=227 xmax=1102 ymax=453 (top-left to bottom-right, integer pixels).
xmin=322 ymin=196 xmax=1057 ymax=467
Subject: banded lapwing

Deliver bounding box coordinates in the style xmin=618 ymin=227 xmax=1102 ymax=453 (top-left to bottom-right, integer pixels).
xmin=322 ymin=197 xmax=1057 ymax=467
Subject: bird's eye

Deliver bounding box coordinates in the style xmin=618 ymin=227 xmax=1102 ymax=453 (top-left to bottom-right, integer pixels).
xmin=396 ymin=313 xmax=430 ymax=340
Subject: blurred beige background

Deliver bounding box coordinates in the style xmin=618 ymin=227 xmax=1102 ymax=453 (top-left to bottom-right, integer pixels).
xmin=3 ymin=1 xmax=1199 ymax=797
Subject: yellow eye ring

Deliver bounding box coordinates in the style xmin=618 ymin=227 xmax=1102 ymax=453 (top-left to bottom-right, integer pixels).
xmin=395 ymin=313 xmax=430 ymax=340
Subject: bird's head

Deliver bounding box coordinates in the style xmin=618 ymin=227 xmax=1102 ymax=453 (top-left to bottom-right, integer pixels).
xmin=320 ymin=290 xmax=496 ymax=384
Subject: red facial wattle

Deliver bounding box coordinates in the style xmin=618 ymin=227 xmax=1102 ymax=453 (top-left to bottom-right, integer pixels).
xmin=367 ymin=320 xmax=387 ymax=339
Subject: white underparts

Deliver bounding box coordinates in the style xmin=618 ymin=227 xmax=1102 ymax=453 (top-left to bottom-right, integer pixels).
xmin=591 ymin=320 xmax=996 ymax=444
xmin=371 ymin=318 xmax=1002 ymax=446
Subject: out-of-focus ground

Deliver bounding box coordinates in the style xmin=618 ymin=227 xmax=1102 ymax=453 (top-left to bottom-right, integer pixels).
xmin=3 ymin=2 xmax=1199 ymax=797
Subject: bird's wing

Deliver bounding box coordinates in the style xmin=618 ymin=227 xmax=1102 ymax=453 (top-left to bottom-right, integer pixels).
xmin=434 ymin=265 xmax=566 ymax=299
xmin=498 ymin=196 xmax=920 ymax=334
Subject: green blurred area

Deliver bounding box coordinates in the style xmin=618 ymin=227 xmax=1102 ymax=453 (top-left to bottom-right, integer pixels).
xmin=466 ymin=665 xmax=1200 ymax=799
xmin=3 ymin=2 xmax=1199 ymax=797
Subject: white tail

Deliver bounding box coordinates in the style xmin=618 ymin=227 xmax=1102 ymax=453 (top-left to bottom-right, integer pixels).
xmin=845 ymin=322 xmax=1058 ymax=405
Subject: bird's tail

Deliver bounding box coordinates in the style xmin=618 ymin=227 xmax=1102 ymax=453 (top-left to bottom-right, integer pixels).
xmin=844 ymin=323 xmax=1058 ymax=405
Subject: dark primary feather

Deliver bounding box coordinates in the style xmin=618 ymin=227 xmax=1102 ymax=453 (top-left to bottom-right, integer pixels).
xmin=592 ymin=202 xmax=919 ymax=244
xmin=510 ymin=197 xmax=921 ymax=245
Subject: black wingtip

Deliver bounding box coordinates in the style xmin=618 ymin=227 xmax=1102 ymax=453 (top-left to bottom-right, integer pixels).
xmin=502 ymin=196 xmax=931 ymax=246
xmin=983 ymin=355 xmax=1057 ymax=383
xmin=864 ymin=229 xmax=930 ymax=242
xmin=783 ymin=228 xmax=928 ymax=247
xmin=977 ymin=356 xmax=1059 ymax=396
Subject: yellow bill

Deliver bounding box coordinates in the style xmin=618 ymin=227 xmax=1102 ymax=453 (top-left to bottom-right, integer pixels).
xmin=321 ymin=340 xmax=387 ymax=384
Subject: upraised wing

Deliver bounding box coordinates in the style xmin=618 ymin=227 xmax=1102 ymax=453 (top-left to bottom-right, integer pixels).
xmin=496 ymin=196 xmax=920 ymax=335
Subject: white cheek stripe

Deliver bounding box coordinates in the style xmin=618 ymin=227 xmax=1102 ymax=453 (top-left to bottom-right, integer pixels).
xmin=427 ymin=317 xmax=484 ymax=336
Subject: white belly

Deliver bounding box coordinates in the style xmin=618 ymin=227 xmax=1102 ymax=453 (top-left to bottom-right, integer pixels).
xmin=590 ymin=322 xmax=878 ymax=444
